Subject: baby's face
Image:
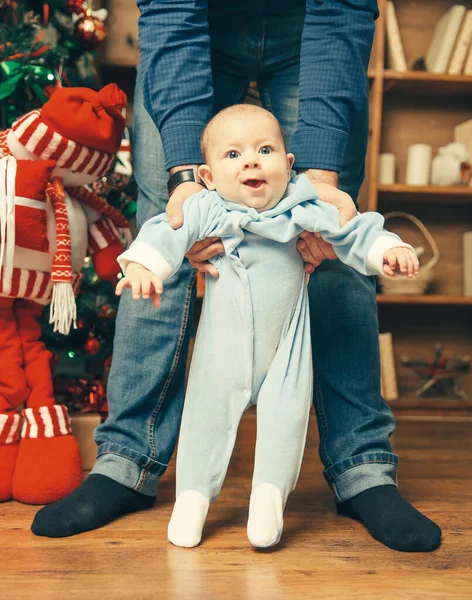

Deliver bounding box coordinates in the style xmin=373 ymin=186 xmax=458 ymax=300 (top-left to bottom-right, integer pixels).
xmin=199 ymin=113 xmax=294 ymax=212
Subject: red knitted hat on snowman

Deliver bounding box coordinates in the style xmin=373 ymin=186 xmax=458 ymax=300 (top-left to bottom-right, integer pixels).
xmin=9 ymin=84 xmax=127 ymax=178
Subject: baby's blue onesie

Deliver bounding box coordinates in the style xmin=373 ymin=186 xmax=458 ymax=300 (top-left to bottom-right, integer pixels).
xmin=118 ymin=175 xmax=410 ymax=506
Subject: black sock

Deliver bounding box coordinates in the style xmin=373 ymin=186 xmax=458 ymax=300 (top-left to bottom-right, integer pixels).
xmin=337 ymin=485 xmax=441 ymax=552
xmin=31 ymin=474 xmax=156 ymax=538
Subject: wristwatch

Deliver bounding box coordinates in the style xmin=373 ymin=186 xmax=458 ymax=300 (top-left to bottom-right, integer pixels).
xmin=167 ymin=167 xmax=204 ymax=197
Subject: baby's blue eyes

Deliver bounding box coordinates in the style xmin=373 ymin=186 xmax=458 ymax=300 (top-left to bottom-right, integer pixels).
xmin=226 ymin=147 xmax=272 ymax=158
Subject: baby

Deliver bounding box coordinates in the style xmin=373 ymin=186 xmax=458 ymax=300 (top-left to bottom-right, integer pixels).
xmin=116 ymin=104 xmax=419 ymax=549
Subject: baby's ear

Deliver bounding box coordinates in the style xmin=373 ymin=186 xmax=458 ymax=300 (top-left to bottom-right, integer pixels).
xmin=286 ymin=153 xmax=295 ymax=174
xmin=198 ymin=164 xmax=215 ymax=189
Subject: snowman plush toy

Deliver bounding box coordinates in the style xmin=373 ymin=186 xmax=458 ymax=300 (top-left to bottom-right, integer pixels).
xmin=0 ymin=84 xmax=131 ymax=504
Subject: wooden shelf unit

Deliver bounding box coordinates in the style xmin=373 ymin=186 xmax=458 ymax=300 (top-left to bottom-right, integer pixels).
xmin=376 ymin=295 xmax=472 ymax=305
xmin=378 ymin=184 xmax=472 ymax=203
xmin=364 ymin=0 xmax=472 ymax=413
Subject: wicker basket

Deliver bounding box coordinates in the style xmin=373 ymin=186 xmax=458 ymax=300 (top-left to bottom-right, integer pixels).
xmin=377 ymin=211 xmax=439 ymax=295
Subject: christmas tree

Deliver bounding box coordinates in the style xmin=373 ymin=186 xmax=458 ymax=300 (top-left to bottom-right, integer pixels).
xmin=0 ymin=0 xmax=137 ymax=414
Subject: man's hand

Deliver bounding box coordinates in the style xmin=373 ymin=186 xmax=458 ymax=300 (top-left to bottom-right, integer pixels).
xmin=166 ymin=164 xmax=205 ymax=229
xmin=166 ymin=181 xmax=205 ymax=229
xmin=297 ymin=232 xmax=337 ymax=274
xmin=302 ymin=169 xmax=357 ymax=227
xmin=186 ymin=237 xmax=224 ymax=278
xmin=165 ymin=165 xmax=222 ymax=277
xmin=296 ymin=169 xmax=357 ymax=273
xmin=115 ymin=262 xmax=163 ymax=308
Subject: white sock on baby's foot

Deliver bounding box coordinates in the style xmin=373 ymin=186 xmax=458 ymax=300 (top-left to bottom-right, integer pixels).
xmin=167 ymin=490 xmax=210 ymax=548
xmin=247 ymin=483 xmax=284 ymax=548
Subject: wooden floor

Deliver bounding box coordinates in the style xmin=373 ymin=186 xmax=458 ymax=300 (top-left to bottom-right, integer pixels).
xmin=1 ymin=415 xmax=472 ymax=599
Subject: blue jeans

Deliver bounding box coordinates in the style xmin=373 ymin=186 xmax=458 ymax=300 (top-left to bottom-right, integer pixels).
xmin=92 ymin=6 xmax=398 ymax=502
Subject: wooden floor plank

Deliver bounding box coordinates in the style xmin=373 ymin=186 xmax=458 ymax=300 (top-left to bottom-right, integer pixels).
xmin=1 ymin=416 xmax=471 ymax=599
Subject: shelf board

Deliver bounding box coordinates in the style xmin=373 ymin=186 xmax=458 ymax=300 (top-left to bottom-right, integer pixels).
xmin=377 ymin=295 xmax=472 ymax=305
xmin=378 ymin=184 xmax=472 ymax=203
xmin=387 ymin=397 xmax=472 ymax=410
xmin=382 ymin=70 xmax=472 ymax=96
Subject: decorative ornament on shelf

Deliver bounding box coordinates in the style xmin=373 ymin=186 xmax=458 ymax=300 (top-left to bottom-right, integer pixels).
xmin=401 ymin=344 xmax=470 ymax=400
xmin=431 ymin=142 xmax=470 ymax=186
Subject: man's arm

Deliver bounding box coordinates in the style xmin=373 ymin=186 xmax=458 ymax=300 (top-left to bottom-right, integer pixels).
xmin=137 ymin=0 xmax=212 ymax=170
xmin=292 ymin=0 xmax=378 ymax=268
xmin=292 ymin=0 xmax=378 ymax=173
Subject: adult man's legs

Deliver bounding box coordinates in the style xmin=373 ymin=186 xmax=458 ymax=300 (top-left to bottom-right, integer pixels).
xmin=32 ymin=70 xmax=197 ymax=537
xmin=260 ymin=12 xmax=440 ymax=551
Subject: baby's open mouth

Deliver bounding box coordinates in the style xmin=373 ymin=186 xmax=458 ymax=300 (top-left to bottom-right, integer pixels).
xmin=243 ymin=179 xmax=266 ymax=189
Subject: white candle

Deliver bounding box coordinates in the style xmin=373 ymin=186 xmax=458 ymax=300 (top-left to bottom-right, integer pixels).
xmin=379 ymin=153 xmax=396 ymax=185
xmin=406 ymin=144 xmax=432 ymax=186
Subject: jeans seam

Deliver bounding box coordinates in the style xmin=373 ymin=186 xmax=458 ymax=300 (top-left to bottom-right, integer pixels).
xmin=146 ymin=268 xmax=197 ymax=461
xmin=313 ymin=376 xmax=330 ymax=467
xmin=259 ymin=18 xmax=266 ymax=66
xmin=325 ymin=457 xmax=398 ymax=484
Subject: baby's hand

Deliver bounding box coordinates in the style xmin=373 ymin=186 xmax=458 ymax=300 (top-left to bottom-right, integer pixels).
xmin=115 ymin=262 xmax=163 ymax=308
xmin=383 ymin=248 xmax=420 ymax=278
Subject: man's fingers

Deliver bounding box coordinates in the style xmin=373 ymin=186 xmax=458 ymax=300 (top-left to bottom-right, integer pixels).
xmin=303 ymin=234 xmax=330 ymax=260
xmin=151 ymin=293 xmax=161 ymax=309
xmin=166 ymin=181 xmax=206 ymax=229
xmin=314 ymin=233 xmax=337 ymax=259
xmin=297 ymin=239 xmax=323 ymax=268
xmin=338 ymin=205 xmax=356 ymax=227
xmin=186 ymin=241 xmax=224 ymax=263
xmin=189 ymin=261 xmax=219 ymax=278
xmin=186 ymin=238 xmax=219 ymax=256
xmin=166 ymin=196 xmax=184 ymax=229
xmin=337 ymin=191 xmax=357 ymax=227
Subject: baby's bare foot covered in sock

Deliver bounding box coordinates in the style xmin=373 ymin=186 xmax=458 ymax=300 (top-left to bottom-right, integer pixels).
xmin=337 ymin=485 xmax=441 ymax=552
xmin=168 ymin=490 xmax=210 ymax=548
xmin=247 ymin=483 xmax=284 ymax=548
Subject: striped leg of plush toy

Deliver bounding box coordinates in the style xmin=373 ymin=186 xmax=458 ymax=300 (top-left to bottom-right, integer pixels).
xmin=11 ymin=300 xmax=82 ymax=505
xmin=0 ymin=299 xmax=28 ymax=502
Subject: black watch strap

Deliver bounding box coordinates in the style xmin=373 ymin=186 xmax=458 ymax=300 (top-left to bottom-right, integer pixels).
xmin=167 ymin=168 xmax=203 ymax=196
